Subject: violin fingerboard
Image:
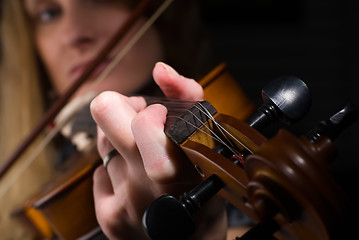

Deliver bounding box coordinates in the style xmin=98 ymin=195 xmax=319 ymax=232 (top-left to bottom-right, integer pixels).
xmin=165 ymin=101 xmax=217 ymax=145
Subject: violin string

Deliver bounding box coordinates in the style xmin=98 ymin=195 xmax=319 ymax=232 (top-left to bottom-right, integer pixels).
xmin=164 ymin=101 xmax=246 ymax=156
xmin=194 ymin=103 xmax=253 ymax=154
xmin=147 ymin=98 xmax=243 ymax=152
xmin=187 ymin=104 xmax=239 ymax=155
xmin=194 ymin=102 xmax=238 ymax=153
xmin=166 ymin=115 xmax=232 ymax=148
xmin=190 ymin=102 xmax=252 ymax=154
xmin=144 ymin=96 xmax=197 ymax=109
xmin=169 ymin=115 xmax=240 ymax=157
xmin=146 ymin=98 xmax=253 ymax=155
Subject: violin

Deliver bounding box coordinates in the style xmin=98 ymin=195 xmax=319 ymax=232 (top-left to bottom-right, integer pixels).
xmin=2 ymin=0 xmax=358 ymax=239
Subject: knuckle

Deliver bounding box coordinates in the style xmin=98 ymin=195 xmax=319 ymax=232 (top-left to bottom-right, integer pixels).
xmin=90 ymin=91 xmax=127 ymax=118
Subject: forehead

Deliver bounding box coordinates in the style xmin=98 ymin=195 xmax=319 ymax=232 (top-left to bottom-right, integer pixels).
xmin=23 ymin=0 xmax=137 ymax=10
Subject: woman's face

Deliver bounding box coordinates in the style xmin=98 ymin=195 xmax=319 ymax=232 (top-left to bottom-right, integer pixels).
xmin=25 ymin=0 xmax=163 ymax=97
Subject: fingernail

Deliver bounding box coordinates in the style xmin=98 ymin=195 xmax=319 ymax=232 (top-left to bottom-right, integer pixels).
xmin=157 ymin=62 xmax=178 ymax=76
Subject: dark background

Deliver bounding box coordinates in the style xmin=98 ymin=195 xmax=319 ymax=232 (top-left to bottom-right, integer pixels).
xmin=200 ymin=0 xmax=359 ymax=216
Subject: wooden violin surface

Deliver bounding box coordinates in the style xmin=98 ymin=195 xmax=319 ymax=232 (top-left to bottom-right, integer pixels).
xmin=199 ymin=63 xmax=256 ymax=121
xmin=246 ymin=130 xmax=346 ymax=239
xmin=12 ymin=147 xmax=101 ymax=240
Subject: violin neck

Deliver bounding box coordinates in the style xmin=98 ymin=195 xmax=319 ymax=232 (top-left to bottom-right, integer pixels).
xmin=144 ymin=97 xmax=217 ymax=143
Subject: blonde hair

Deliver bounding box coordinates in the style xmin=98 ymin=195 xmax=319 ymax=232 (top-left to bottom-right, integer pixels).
xmin=0 ymin=0 xmax=44 ymax=159
xmin=0 ymin=0 xmax=55 ymax=238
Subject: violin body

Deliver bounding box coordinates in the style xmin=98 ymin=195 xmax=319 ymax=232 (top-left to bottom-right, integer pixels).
xmin=32 ymin=149 xmax=101 ymax=240
xmin=12 ymin=147 xmax=101 ymax=239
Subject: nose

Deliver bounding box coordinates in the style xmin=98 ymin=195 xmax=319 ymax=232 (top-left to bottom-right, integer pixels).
xmin=60 ymin=6 xmax=96 ymax=52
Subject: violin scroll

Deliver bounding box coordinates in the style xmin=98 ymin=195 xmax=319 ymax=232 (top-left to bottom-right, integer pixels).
xmin=244 ymin=102 xmax=359 ymax=239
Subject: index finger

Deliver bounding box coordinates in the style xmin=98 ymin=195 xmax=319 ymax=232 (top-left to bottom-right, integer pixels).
xmin=152 ymin=62 xmax=204 ymax=101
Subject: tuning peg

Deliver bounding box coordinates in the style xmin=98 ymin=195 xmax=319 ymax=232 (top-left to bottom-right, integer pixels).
xmin=307 ymin=101 xmax=359 ymax=141
xmin=143 ymin=195 xmax=195 ymax=240
xmin=246 ymin=76 xmax=311 ymax=130
xmin=143 ymin=178 xmax=280 ymax=240
xmin=236 ymin=218 xmax=279 ymax=240
xmin=143 ymin=175 xmax=224 ymax=240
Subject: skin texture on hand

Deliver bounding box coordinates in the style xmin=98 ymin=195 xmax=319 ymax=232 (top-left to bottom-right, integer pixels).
xmin=90 ymin=62 xmax=226 ymax=239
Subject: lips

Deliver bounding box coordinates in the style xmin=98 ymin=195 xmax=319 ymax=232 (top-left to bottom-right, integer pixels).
xmin=70 ymin=58 xmax=112 ymax=81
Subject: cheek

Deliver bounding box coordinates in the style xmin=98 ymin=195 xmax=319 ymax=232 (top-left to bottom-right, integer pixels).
xmin=95 ymin=8 xmax=131 ymax=43
xmin=96 ymin=28 xmax=163 ymax=95
xmin=36 ymin=34 xmax=66 ymax=93
xmin=36 ymin=26 xmax=57 ymax=67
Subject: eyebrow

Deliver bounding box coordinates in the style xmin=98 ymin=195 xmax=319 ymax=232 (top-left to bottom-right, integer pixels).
xmin=24 ymin=0 xmax=37 ymax=11
xmin=24 ymin=0 xmax=49 ymax=13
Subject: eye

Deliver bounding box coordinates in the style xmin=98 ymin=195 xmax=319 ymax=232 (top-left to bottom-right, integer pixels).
xmin=36 ymin=6 xmax=61 ymax=23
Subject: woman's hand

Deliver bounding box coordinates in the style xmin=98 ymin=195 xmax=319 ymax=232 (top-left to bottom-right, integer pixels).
xmin=90 ymin=62 xmax=227 ymax=239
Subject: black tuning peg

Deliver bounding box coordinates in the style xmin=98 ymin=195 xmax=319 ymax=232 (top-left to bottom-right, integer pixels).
xmin=307 ymin=101 xmax=359 ymax=142
xmin=246 ymin=76 xmax=311 ymax=130
xmin=143 ymin=175 xmax=224 ymax=240
xmin=236 ymin=218 xmax=279 ymax=240
xmin=143 ymin=195 xmax=195 ymax=240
